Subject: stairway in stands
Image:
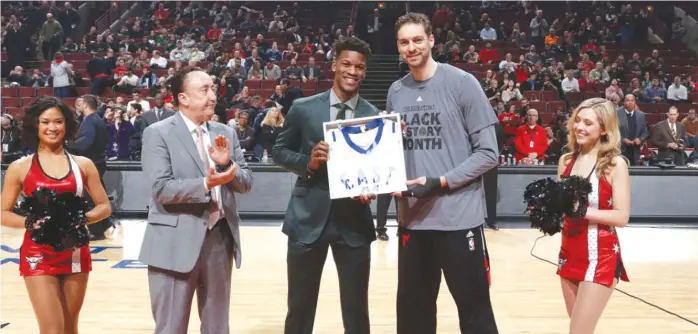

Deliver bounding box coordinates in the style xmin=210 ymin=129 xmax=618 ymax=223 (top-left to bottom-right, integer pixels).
xmin=360 ymin=54 xmax=400 ymax=111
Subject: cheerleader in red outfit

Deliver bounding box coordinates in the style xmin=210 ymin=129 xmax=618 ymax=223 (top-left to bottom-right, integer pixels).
xmin=0 ymin=96 xmax=111 ymax=333
xmin=555 ymin=98 xmax=630 ymax=334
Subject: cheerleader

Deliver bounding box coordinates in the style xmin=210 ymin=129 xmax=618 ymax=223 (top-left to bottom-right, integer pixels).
xmin=556 ymin=97 xmax=630 ymax=334
xmin=0 ymin=97 xmax=111 ymax=333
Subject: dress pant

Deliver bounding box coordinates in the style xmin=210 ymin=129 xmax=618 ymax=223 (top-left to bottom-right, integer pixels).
xmin=284 ymin=214 xmax=371 ymax=334
xmin=375 ymin=193 xmax=396 ymax=234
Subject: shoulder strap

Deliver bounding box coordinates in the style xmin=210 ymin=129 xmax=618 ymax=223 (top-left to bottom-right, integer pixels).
xmin=67 ymin=154 xmax=84 ymax=197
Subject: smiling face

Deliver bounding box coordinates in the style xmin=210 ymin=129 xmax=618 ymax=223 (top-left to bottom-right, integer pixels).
xmin=332 ymin=50 xmax=366 ymax=96
xmin=396 ymin=23 xmax=434 ymax=70
xmin=37 ymin=107 xmax=66 ymax=145
xmin=572 ymin=107 xmax=605 ymax=147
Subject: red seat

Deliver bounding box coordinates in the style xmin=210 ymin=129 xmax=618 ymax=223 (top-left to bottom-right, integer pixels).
xmin=37 ymin=87 xmax=53 ymax=97
xmin=261 ymin=80 xmax=276 ymax=90
xmin=245 ymin=80 xmax=261 ymax=89
xmin=5 ymin=107 xmax=23 ymax=118
xmin=301 ymin=80 xmax=317 ymax=89
xmin=18 ymin=87 xmax=35 ymax=97
xmin=318 ymin=80 xmax=332 ymax=90
xmin=1 ymin=87 xmax=18 ymax=97
xmin=22 ymin=97 xmax=37 ymax=107
xmin=2 ymin=97 xmax=21 ymax=107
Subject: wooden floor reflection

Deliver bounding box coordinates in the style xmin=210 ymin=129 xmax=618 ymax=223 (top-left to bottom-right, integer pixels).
xmin=2 ymin=222 xmax=697 ymax=333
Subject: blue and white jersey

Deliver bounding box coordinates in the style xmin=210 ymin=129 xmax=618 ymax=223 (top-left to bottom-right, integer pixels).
xmin=324 ymin=116 xmax=407 ymax=199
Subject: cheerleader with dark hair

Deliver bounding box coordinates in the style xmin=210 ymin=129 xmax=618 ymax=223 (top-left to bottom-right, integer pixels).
xmin=0 ymin=96 xmax=112 ymax=333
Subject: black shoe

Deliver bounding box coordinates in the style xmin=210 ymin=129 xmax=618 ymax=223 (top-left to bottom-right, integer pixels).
xmin=377 ymin=231 xmax=389 ymax=241
xmin=486 ymin=221 xmax=499 ymax=230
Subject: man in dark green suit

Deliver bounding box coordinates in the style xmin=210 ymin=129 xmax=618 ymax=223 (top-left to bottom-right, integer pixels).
xmin=271 ymin=37 xmax=378 ymax=334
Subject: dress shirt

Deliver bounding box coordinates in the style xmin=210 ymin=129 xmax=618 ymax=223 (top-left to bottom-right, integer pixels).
xmin=181 ymin=113 xmax=224 ymax=227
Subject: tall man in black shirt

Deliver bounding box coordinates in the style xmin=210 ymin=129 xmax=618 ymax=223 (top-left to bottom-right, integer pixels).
xmin=69 ymin=94 xmax=111 ymax=239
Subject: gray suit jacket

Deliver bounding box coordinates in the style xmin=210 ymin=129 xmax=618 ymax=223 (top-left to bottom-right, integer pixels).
xmin=138 ymin=112 xmax=253 ymax=273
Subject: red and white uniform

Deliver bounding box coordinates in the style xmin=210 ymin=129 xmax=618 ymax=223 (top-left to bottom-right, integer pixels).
xmin=557 ymin=154 xmax=629 ymax=287
xmin=19 ymin=153 xmax=92 ymax=277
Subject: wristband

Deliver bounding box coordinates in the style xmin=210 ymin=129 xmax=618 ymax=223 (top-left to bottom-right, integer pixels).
xmin=401 ymin=177 xmax=442 ymax=198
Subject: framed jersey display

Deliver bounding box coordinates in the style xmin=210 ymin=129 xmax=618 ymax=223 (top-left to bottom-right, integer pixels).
xmin=323 ymin=114 xmax=408 ymax=199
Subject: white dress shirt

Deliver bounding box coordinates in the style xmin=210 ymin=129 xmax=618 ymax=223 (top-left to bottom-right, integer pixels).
xmin=667 ymin=84 xmax=687 ymax=101
xmin=181 ymin=114 xmax=224 ymax=228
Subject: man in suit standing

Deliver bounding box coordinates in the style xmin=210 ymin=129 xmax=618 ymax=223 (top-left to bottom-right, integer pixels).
xmin=140 ymin=93 xmax=176 ymax=129
xmin=272 ymin=37 xmax=377 ymax=334
xmin=616 ymin=94 xmax=648 ymax=165
xmin=651 ymin=106 xmax=686 ymax=165
xmin=277 ymin=78 xmax=304 ymax=116
xmin=139 ymin=67 xmax=253 ymax=334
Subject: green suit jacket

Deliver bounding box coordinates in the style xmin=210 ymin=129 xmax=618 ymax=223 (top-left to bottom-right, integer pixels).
xmin=271 ymin=90 xmax=379 ymax=246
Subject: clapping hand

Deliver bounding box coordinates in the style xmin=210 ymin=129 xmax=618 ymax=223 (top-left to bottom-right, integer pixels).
xmin=208 ymin=135 xmax=231 ymax=166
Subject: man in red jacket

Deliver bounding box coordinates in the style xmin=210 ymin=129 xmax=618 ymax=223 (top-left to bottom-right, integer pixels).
xmin=514 ymin=108 xmax=548 ymax=163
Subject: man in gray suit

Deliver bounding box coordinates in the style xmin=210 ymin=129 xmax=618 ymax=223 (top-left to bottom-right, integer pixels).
xmin=272 ymin=37 xmax=377 ymax=334
xmin=616 ymin=94 xmax=648 ymax=165
xmin=139 ymin=66 xmax=253 ymax=334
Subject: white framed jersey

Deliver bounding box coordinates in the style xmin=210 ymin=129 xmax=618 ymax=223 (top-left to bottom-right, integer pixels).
xmin=323 ymin=114 xmax=408 ymax=199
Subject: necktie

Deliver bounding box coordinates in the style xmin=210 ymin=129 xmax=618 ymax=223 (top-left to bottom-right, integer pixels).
xmin=195 ymin=127 xmax=210 ymax=171
xmin=333 ymin=103 xmax=349 ymax=120
xmin=670 ymin=123 xmax=676 ymax=140
xmin=196 ymin=127 xmax=219 ymax=229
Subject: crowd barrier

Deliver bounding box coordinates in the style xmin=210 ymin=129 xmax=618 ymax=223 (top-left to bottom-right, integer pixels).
xmin=3 ymin=162 xmax=697 ymax=224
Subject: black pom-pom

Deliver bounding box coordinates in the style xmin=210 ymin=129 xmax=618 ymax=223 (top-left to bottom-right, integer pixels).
xmin=17 ymin=187 xmax=91 ymax=252
xmin=523 ymin=176 xmax=593 ymax=236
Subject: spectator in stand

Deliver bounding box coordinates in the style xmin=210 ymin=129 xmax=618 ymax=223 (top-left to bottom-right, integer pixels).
xmin=478 ymin=42 xmax=499 ymax=65
xmin=153 ymin=3 xmax=169 ymax=21
xmin=234 ymin=110 xmax=256 ymax=151
xmin=39 ymin=13 xmax=63 ymax=61
xmin=667 ymin=76 xmax=688 ymax=103
xmin=62 ymin=36 xmax=78 ymax=52
xmin=147 ymin=50 xmax=166 ymax=69
xmin=106 ymin=108 xmax=135 ymax=161
xmin=561 ymin=70 xmax=580 ymax=94
xmin=651 ymin=106 xmax=686 ymax=165
xmin=127 ymin=91 xmax=151 ymax=112
xmin=58 ymin=2 xmax=80 ymax=41
xmin=529 ymin=10 xmax=548 ymax=49
xmin=263 ymin=60 xmax=282 ymax=80
xmin=169 ymin=40 xmax=188 ymax=62
xmin=283 ymin=58 xmax=304 ymax=80
xmin=257 ymin=107 xmax=285 ymax=154
xmin=276 ymin=78 xmax=303 ymax=115
xmin=114 ymin=67 xmax=139 ymax=94
xmin=681 ymin=108 xmax=697 ymax=149
xmin=266 ymin=42 xmax=282 ymax=61
xmin=514 ymin=108 xmax=548 ymax=163
xmin=4 ymin=20 xmax=29 ymax=69
xmin=544 ymin=28 xmax=559 ymax=47
xmin=188 ymin=46 xmax=206 ymax=62
xmin=498 ymin=53 xmax=517 ymax=75
xmin=643 ymin=77 xmax=666 ymax=103
xmin=480 ymin=21 xmax=497 ymax=41
xmin=589 ymin=62 xmax=610 ymax=84
xmin=501 ymin=80 xmax=523 ymax=104
xmin=302 ymin=56 xmax=324 ymax=81
xmin=50 ymin=52 xmax=73 ymax=98
xmin=247 ymin=60 xmax=264 ymax=80
xmin=7 ymin=66 xmax=29 ymax=86
xmin=605 ymin=79 xmax=624 ymax=106
xmin=544 ymin=126 xmax=564 ymax=164
xmin=499 ymin=104 xmax=519 ymax=140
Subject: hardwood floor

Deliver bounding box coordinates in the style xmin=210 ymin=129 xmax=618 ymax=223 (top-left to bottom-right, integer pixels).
xmin=2 ymin=222 xmax=697 ymax=333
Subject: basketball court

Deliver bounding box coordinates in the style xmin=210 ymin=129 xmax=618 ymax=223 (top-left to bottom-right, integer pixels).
xmin=2 ymin=221 xmax=697 ymax=333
